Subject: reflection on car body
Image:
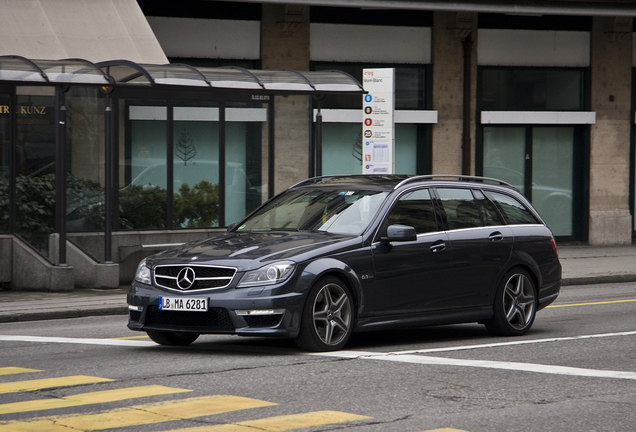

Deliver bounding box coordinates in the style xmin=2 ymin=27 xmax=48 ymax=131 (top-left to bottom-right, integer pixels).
xmin=128 ymin=175 xmax=561 ymax=351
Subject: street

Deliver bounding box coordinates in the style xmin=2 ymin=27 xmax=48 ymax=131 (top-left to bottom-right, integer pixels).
xmin=0 ymin=282 xmax=635 ymax=432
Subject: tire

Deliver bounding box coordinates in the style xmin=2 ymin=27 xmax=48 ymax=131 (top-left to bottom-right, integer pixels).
xmin=484 ymin=269 xmax=537 ymax=336
xmin=295 ymin=276 xmax=354 ymax=352
xmin=147 ymin=331 xmax=200 ymax=346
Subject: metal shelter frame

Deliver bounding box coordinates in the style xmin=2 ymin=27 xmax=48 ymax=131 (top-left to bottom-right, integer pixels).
xmin=0 ymin=55 xmax=365 ymax=266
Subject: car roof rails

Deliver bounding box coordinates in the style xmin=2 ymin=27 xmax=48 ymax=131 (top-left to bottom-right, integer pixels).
xmin=289 ymin=175 xmax=344 ymax=189
xmin=394 ymin=175 xmax=515 ymax=190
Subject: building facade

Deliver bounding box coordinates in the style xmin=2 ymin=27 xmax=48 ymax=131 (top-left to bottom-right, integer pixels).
xmin=1 ymin=0 xmax=636 ymax=290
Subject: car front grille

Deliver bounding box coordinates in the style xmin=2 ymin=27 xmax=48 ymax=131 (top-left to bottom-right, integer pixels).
xmin=154 ymin=265 xmax=236 ymax=291
xmin=144 ymin=306 xmax=235 ymax=331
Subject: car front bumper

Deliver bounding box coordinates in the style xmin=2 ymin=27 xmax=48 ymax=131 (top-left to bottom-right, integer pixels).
xmin=127 ymin=281 xmax=305 ymax=339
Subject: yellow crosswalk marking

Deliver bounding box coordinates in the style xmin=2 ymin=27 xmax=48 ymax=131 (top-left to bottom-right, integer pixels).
xmin=0 ymin=385 xmax=191 ymax=414
xmin=0 ymin=376 xmax=113 ymax=394
xmin=0 ymin=367 xmax=41 ymax=376
xmin=166 ymin=410 xmax=372 ymax=432
xmin=0 ymin=395 xmax=277 ymax=432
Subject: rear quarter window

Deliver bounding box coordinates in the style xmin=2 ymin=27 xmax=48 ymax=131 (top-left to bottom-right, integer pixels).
xmin=486 ymin=191 xmax=541 ymax=225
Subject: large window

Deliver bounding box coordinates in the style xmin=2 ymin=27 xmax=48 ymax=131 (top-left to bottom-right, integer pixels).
xmin=478 ymin=66 xmax=588 ymax=241
xmin=482 ymin=126 xmax=579 ymax=237
xmin=480 ymin=68 xmax=585 ymax=111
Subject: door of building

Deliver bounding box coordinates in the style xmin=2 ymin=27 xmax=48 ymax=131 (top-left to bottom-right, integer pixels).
xmin=481 ymin=125 xmax=586 ymax=240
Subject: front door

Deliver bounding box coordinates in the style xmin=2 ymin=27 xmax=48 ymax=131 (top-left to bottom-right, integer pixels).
xmin=370 ymin=188 xmax=452 ymax=315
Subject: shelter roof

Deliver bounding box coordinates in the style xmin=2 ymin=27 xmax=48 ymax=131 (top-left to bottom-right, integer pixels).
xmin=0 ymin=56 xmax=364 ymax=95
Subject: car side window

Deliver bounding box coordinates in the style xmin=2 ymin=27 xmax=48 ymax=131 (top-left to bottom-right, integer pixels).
xmin=473 ymin=190 xmax=504 ymax=226
xmin=437 ymin=188 xmax=483 ymax=230
xmin=385 ymin=189 xmax=437 ymax=234
xmin=486 ymin=191 xmax=540 ymax=225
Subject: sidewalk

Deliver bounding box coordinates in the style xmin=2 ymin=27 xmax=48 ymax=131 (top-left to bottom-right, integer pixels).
xmin=0 ymin=245 xmax=635 ymax=323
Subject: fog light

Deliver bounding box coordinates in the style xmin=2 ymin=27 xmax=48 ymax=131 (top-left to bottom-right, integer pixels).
xmin=235 ymin=309 xmax=284 ymax=316
xmin=128 ymin=305 xmax=143 ymax=312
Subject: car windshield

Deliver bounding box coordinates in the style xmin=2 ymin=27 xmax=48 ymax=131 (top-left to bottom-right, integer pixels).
xmin=236 ymin=188 xmax=389 ymax=235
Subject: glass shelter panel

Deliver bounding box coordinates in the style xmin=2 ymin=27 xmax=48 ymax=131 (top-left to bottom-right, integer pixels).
xmin=124 ymin=101 xmax=168 ymax=229
xmin=65 ymin=87 xmax=107 ymax=261
xmin=172 ymin=103 xmax=220 ymax=228
xmin=15 ymin=87 xmax=56 ymax=258
xmin=225 ymin=109 xmax=264 ymax=225
xmin=0 ymin=93 xmax=9 ymax=233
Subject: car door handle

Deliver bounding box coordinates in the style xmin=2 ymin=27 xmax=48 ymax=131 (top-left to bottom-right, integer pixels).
xmin=489 ymin=231 xmax=504 ymax=242
xmin=430 ymin=240 xmax=446 ymax=252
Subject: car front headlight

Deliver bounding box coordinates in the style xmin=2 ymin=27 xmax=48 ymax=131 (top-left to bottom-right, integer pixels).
xmin=134 ymin=258 xmax=152 ymax=285
xmin=238 ymin=261 xmax=296 ymax=287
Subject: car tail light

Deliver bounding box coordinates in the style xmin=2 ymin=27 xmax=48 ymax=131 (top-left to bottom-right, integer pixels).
xmin=550 ymin=238 xmax=558 ymax=257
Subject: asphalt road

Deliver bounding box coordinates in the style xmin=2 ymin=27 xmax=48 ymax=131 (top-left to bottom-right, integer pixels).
xmin=0 ymin=282 xmax=634 ymax=432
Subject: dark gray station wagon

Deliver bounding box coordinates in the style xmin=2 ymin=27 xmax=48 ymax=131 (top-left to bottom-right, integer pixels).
xmin=128 ymin=175 xmax=561 ymax=351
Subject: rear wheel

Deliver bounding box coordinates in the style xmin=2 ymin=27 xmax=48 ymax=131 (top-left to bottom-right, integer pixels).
xmin=485 ymin=269 xmax=536 ymax=336
xmin=147 ymin=331 xmax=200 ymax=346
xmin=295 ymin=277 xmax=354 ymax=352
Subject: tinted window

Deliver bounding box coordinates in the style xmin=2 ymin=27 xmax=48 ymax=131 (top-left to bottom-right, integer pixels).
xmin=437 ymin=188 xmax=483 ymax=230
xmin=474 ymin=190 xmax=504 ymax=226
xmin=385 ymin=189 xmax=437 ymax=234
xmin=480 ymin=68 xmax=584 ymax=111
xmin=486 ymin=191 xmax=540 ymax=225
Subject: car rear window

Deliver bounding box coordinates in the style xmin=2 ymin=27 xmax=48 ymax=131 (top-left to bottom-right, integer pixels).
xmin=486 ymin=191 xmax=541 ymax=225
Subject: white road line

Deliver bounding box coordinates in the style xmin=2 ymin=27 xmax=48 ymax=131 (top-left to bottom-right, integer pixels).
xmin=312 ymin=351 xmax=636 ymax=380
xmin=389 ymin=330 xmax=636 ymax=355
xmin=309 ymin=330 xmax=636 ymax=381
xmin=2 ymin=332 xmax=635 ymax=380
xmin=0 ymin=335 xmax=155 ymax=347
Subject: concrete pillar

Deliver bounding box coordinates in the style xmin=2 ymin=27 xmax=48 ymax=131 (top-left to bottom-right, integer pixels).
xmin=261 ymin=4 xmax=311 ymax=194
xmin=431 ymin=11 xmax=477 ymax=175
xmin=589 ymin=17 xmax=633 ymax=245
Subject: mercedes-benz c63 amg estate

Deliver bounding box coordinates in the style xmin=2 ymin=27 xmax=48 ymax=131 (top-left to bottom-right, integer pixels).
xmin=128 ymin=175 xmax=561 ymax=351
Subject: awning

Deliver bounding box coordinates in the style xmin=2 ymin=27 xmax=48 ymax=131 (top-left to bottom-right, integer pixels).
xmin=96 ymin=60 xmax=364 ymax=95
xmin=0 ymin=56 xmax=112 ymax=85
xmin=0 ymin=56 xmax=364 ymax=95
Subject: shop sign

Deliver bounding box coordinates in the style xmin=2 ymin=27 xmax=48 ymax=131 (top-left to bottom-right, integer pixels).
xmin=0 ymin=105 xmax=48 ymax=115
xmin=361 ymin=68 xmax=395 ymax=174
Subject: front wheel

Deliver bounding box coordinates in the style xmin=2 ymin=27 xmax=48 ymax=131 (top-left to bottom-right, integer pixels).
xmin=295 ymin=277 xmax=354 ymax=352
xmin=147 ymin=331 xmax=200 ymax=346
xmin=484 ymin=269 xmax=537 ymax=336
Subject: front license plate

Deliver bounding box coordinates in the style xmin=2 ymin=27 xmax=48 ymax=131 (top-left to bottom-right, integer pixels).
xmin=159 ymin=296 xmax=208 ymax=312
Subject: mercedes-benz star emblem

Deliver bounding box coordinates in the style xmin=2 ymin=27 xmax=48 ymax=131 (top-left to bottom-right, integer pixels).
xmin=176 ymin=267 xmax=196 ymax=290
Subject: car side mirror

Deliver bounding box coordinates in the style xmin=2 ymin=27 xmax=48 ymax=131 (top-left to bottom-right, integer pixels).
xmin=383 ymin=224 xmax=417 ymax=242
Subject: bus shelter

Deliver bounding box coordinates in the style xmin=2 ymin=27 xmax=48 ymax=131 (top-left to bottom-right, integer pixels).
xmin=0 ymin=55 xmax=364 ymax=289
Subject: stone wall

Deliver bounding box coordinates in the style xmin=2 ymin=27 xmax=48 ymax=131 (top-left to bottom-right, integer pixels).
xmin=589 ymin=16 xmax=633 ymax=244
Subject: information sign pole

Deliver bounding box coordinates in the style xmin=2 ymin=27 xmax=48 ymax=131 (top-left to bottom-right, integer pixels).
xmin=362 ymin=68 xmax=395 ymax=174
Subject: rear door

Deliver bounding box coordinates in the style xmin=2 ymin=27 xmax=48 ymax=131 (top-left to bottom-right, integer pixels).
xmin=435 ymin=187 xmax=513 ymax=309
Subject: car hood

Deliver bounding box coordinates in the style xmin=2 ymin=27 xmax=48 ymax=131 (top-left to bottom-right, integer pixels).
xmin=148 ymin=231 xmax=361 ymax=270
